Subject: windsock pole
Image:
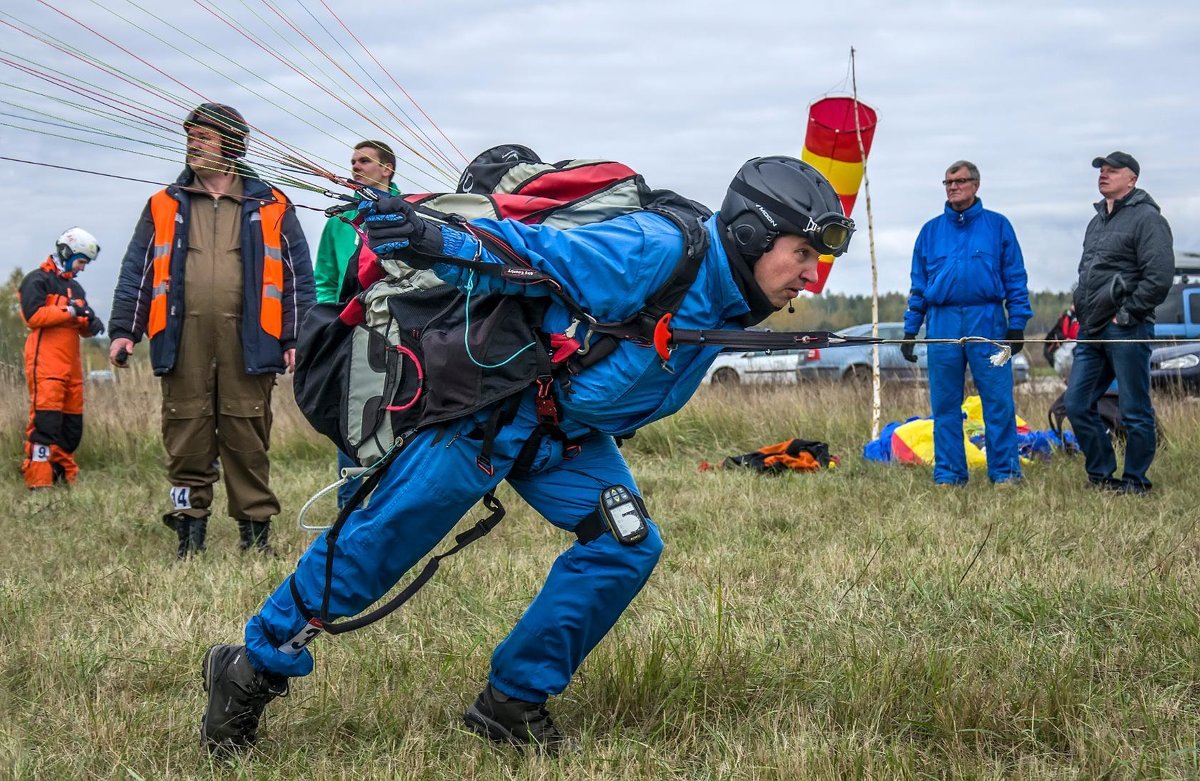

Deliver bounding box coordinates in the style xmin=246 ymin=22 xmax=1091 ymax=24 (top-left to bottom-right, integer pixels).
xmin=850 ymin=47 xmax=882 ymax=440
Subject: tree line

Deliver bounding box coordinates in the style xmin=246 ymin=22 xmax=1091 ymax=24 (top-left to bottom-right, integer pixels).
xmin=765 ymin=290 xmax=1073 ymax=343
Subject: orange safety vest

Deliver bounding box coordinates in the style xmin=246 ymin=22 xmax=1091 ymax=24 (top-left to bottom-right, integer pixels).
xmin=147 ymin=189 xmax=287 ymax=339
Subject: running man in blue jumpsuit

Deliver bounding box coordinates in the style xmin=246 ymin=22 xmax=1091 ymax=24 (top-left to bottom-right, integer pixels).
xmin=902 ymin=160 xmax=1032 ymax=485
xmin=199 ymin=156 xmax=855 ymax=754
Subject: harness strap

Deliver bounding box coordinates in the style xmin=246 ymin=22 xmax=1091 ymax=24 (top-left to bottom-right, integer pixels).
xmin=417 ymin=208 xmax=711 ymax=374
xmin=474 ymin=393 xmax=522 ymax=475
xmin=316 ymin=444 xmax=406 ymax=622
xmin=510 ymin=424 xmax=585 ymax=477
xmin=571 ymin=209 xmax=709 ymax=372
xmin=573 ymin=508 xmax=607 ymax=545
xmin=294 ymin=491 xmax=507 ymax=636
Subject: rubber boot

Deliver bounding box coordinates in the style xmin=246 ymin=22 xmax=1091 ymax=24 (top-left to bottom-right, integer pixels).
xmin=238 ymin=520 xmax=275 ymax=556
xmin=189 ymin=516 xmax=209 ymax=555
xmin=165 ymin=512 xmax=207 ymax=559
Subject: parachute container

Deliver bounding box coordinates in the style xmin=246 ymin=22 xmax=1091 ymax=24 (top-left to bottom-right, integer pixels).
xmin=800 ymin=96 xmax=878 ymax=293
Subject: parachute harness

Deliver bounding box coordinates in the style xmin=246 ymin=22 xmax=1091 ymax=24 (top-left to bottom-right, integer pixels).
xmin=462 ymin=270 xmax=538 ymax=369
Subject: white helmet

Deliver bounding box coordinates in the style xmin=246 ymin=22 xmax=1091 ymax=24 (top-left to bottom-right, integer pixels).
xmin=55 ymin=227 xmax=101 ymax=266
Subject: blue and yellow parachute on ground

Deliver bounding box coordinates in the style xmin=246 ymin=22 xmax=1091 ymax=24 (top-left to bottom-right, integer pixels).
xmin=863 ymin=396 xmax=1075 ymax=466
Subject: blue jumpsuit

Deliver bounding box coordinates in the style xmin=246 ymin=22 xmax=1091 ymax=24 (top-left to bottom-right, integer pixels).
xmin=244 ymin=212 xmax=751 ymax=702
xmin=904 ymin=199 xmax=1032 ymax=484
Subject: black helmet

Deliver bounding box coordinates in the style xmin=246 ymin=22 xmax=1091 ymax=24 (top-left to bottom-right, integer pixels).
xmin=720 ymin=156 xmax=854 ymax=264
xmin=457 ymin=143 xmax=542 ymax=194
xmin=183 ymin=103 xmax=249 ymax=159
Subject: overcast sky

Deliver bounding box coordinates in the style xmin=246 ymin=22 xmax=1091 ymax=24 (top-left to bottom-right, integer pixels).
xmin=2 ymin=0 xmax=1197 ymax=323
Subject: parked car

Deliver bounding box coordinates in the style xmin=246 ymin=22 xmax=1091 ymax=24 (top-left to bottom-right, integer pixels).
xmin=1150 ymin=266 xmax=1200 ymax=392
xmin=703 ymin=346 xmax=810 ymax=385
xmin=799 ymin=322 xmax=923 ymax=383
xmin=702 ymin=321 xmax=1030 ymax=386
xmin=797 ymin=321 xmax=1030 ymax=384
xmin=1150 ymin=343 xmax=1200 ymax=391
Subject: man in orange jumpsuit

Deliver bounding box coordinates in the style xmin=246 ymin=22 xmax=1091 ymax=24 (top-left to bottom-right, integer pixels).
xmin=19 ymin=228 xmax=105 ymax=489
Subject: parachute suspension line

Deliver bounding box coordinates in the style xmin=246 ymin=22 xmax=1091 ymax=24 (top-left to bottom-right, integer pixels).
xmin=92 ymin=0 xmax=399 ymax=182
xmin=225 ymin=0 xmax=414 ymax=154
xmin=0 ymin=71 xmax=180 ymax=139
xmin=462 ymin=272 xmax=538 ymax=370
xmin=318 ymin=0 xmax=469 ymax=167
xmin=0 ymin=115 xmax=195 ymax=167
xmin=0 ymin=50 xmax=328 ymax=192
xmin=34 ymin=0 xmax=207 ymax=105
xmin=9 ymin=3 xmax=406 ymax=191
xmin=188 ymin=0 xmax=455 ymax=188
xmin=1 ymin=89 xmax=183 ymax=150
xmin=250 ymin=0 xmax=458 ymax=185
xmin=28 ymin=1 xmax=351 ymax=182
xmin=3 ymin=2 xmax=465 ymax=196
xmin=0 ymin=24 xmax=187 ymax=128
xmin=294 ymin=0 xmax=460 ymax=174
xmin=0 ymin=51 xmax=205 ymax=160
xmin=0 ymin=155 xmax=333 ymax=210
xmin=1 ymin=9 xmax=229 ymax=151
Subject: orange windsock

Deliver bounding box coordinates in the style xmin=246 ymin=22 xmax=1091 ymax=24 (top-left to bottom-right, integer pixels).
xmin=800 ymin=97 xmax=878 ymax=293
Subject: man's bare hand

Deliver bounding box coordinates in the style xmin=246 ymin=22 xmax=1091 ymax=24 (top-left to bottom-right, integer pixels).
xmin=109 ymin=337 xmax=134 ymax=367
xmin=284 ymin=348 xmax=296 ymax=373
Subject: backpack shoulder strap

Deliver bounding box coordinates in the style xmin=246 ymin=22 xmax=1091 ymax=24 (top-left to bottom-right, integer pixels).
xmin=572 ymin=204 xmax=710 ymax=371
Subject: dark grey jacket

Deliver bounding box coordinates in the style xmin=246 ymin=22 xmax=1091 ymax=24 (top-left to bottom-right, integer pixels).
xmin=1073 ymin=188 xmax=1174 ymax=334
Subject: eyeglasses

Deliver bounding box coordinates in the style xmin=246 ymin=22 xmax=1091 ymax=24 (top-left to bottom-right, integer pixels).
xmin=942 ymin=177 xmax=978 ymax=187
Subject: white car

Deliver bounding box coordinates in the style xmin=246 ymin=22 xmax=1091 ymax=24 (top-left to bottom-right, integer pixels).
xmin=702 ymin=347 xmax=812 ymax=385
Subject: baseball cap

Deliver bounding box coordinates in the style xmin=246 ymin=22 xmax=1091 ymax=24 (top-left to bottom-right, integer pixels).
xmin=1091 ymin=151 xmax=1140 ymax=176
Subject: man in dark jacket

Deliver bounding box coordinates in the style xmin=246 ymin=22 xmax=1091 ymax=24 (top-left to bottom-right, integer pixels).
xmin=108 ymin=103 xmax=316 ymax=556
xmin=1064 ymin=151 xmax=1174 ymax=494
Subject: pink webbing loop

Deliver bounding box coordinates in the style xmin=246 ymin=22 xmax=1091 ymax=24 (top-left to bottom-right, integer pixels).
xmin=385 ymin=343 xmax=425 ymax=412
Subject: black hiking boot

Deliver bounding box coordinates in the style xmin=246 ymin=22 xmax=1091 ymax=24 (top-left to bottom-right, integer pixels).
xmin=464 ymin=683 xmax=564 ymax=752
xmin=200 ymin=644 xmax=288 ymax=757
xmin=237 ymin=520 xmax=275 ymax=556
xmin=165 ymin=513 xmax=207 ymax=559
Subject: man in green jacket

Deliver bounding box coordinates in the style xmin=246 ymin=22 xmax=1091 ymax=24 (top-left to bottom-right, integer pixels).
xmin=314 ymin=140 xmax=401 ymax=303
xmin=313 ymin=140 xmax=400 ymax=506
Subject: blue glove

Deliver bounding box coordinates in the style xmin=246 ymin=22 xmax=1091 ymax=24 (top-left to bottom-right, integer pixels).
xmin=363 ymin=197 xmax=444 ymax=259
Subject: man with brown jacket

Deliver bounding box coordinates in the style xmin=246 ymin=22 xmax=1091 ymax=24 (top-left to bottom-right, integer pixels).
xmin=108 ymin=103 xmax=315 ymax=557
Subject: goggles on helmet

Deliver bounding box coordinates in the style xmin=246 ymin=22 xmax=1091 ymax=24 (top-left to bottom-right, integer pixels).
xmin=802 ymin=212 xmax=855 ymax=256
xmin=728 ymin=177 xmax=855 ymax=258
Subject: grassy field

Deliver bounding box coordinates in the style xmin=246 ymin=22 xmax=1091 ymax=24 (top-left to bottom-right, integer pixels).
xmin=2 ymin=370 xmax=1200 ymax=779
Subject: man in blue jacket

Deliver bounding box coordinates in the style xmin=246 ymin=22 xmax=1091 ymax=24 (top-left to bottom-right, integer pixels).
xmin=198 ymin=156 xmax=854 ymax=755
xmin=902 ymin=160 xmax=1031 ymax=485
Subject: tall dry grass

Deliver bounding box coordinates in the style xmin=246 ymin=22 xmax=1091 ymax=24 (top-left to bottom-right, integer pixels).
xmin=2 ymin=371 xmax=1199 ymax=779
